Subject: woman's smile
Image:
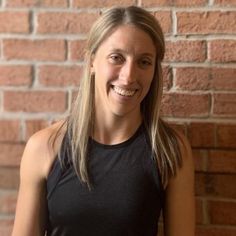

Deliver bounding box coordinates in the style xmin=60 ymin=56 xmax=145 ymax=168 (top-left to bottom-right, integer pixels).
xmin=111 ymin=85 xmax=137 ymax=97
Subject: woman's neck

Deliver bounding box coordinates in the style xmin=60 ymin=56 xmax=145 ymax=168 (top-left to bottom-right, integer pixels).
xmin=93 ymin=113 xmax=142 ymax=145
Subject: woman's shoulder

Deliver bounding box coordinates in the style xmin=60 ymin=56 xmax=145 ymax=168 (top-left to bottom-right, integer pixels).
xmin=21 ymin=120 xmax=67 ymax=180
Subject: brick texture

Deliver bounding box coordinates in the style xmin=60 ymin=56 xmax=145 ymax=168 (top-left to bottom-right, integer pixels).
xmin=0 ymin=120 xmax=20 ymax=142
xmin=208 ymin=200 xmax=236 ymax=225
xmin=161 ymin=93 xmax=210 ymax=117
xmin=0 ymin=65 xmax=32 ymax=86
xmin=177 ymin=11 xmax=236 ymax=34
xmin=37 ymin=12 xmax=99 ymax=34
xmin=0 ymin=168 xmax=19 ymax=189
xmin=0 ymin=1 xmax=235 ymax=235
xmin=175 ymin=67 xmax=210 ymax=91
xmin=187 ymin=123 xmax=215 ymax=148
xmin=0 ymin=11 xmax=29 ymax=33
xmin=165 ymin=40 xmax=206 ymax=62
xmin=213 ymin=93 xmax=236 ymax=116
xmin=3 ymin=91 xmax=67 ymax=112
xmin=73 ymin=0 xmax=136 ymax=7
xmin=208 ymin=150 xmax=236 ymax=174
xmin=69 ymin=40 xmax=86 ymax=61
xmin=141 ymin=0 xmax=207 ymax=7
xmin=6 ymin=0 xmax=68 ymax=7
xmin=39 ymin=65 xmax=82 ymax=87
xmin=3 ymin=39 xmax=66 ymax=61
xmin=0 ymin=219 xmax=14 ymax=236
xmin=209 ymin=40 xmax=236 ymax=63
xmin=216 ymin=124 xmax=236 ymax=148
xmin=0 ymin=143 xmax=24 ymax=167
xmin=0 ymin=191 xmax=17 ymax=214
xmin=195 ymin=173 xmax=236 ymax=198
xmin=154 ymin=11 xmax=172 ymax=34
xmin=196 ymin=227 xmax=236 ymax=236
xmin=214 ymin=0 xmax=236 ymax=6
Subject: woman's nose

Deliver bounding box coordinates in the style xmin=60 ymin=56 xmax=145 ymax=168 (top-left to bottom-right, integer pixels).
xmin=119 ymin=60 xmax=137 ymax=84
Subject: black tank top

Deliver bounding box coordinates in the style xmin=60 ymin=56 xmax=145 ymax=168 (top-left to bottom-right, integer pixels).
xmin=46 ymin=124 xmax=164 ymax=236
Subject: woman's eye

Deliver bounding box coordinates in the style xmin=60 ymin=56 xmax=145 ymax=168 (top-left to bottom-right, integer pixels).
xmin=139 ymin=59 xmax=152 ymax=67
xmin=109 ymin=54 xmax=124 ymax=64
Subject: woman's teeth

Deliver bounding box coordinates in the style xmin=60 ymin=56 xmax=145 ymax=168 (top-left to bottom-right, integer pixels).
xmin=112 ymin=86 xmax=136 ymax=97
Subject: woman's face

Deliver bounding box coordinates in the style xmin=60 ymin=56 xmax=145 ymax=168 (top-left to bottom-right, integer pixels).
xmin=91 ymin=24 xmax=156 ymax=120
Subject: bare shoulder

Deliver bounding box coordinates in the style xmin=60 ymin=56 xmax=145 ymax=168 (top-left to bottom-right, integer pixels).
xmin=163 ymin=127 xmax=195 ymax=236
xmin=21 ymin=120 xmax=66 ymax=181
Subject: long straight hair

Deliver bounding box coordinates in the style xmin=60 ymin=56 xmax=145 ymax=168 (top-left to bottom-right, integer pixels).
xmin=61 ymin=6 xmax=182 ymax=188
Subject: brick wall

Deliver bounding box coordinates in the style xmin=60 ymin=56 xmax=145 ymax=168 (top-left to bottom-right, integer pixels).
xmin=0 ymin=0 xmax=235 ymax=235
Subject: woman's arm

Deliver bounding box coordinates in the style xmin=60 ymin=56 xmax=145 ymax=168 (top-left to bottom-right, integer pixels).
xmin=163 ymin=131 xmax=195 ymax=236
xmin=11 ymin=127 xmax=57 ymax=236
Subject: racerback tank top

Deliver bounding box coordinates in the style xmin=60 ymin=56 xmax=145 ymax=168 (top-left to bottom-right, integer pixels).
xmin=46 ymin=124 xmax=164 ymax=236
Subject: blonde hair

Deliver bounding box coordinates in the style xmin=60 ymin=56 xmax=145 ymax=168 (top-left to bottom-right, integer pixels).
xmin=63 ymin=6 xmax=182 ymax=188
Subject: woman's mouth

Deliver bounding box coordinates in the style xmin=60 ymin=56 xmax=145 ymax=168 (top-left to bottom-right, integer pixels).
xmin=112 ymin=85 xmax=137 ymax=97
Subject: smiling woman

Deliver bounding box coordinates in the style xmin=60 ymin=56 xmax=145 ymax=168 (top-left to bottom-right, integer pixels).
xmin=92 ymin=24 xmax=156 ymax=127
xmin=11 ymin=6 xmax=195 ymax=236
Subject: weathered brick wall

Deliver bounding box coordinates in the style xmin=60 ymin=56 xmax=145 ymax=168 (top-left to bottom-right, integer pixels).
xmin=0 ymin=0 xmax=235 ymax=235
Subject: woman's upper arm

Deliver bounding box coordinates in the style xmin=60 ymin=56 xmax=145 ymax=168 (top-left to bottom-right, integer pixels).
xmin=163 ymin=131 xmax=195 ymax=236
xmin=12 ymin=130 xmax=53 ymax=236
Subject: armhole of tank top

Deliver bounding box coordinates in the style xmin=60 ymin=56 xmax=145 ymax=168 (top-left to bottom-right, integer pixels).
xmin=46 ymin=155 xmax=63 ymax=200
xmin=46 ymin=130 xmax=69 ymax=200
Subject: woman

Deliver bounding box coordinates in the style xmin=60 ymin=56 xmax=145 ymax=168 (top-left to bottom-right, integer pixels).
xmin=12 ymin=6 xmax=195 ymax=236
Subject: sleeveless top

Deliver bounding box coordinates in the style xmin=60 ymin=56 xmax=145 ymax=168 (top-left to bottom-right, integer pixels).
xmin=46 ymin=124 xmax=164 ymax=236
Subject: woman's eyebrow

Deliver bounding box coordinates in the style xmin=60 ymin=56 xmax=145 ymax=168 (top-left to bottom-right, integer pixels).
xmin=109 ymin=48 xmax=155 ymax=58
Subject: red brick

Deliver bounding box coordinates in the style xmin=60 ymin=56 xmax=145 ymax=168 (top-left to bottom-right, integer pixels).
xmin=208 ymin=150 xmax=236 ymax=174
xmin=4 ymin=91 xmax=67 ymax=113
xmin=0 ymin=191 xmax=17 ymax=214
xmin=0 ymin=65 xmax=32 ymax=86
xmin=153 ymin=11 xmax=172 ymax=34
xmin=192 ymin=149 xmax=207 ymax=172
xmin=169 ymin=122 xmax=186 ymax=135
xmin=175 ymin=67 xmax=210 ymax=91
xmin=214 ymin=0 xmax=236 ymax=6
xmin=212 ymin=68 xmax=236 ymax=90
xmin=0 ymin=120 xmax=20 ymax=142
xmin=141 ymin=0 xmax=207 ymax=7
xmin=213 ymin=93 xmax=236 ymax=116
xmin=208 ymin=200 xmax=236 ymax=225
xmin=73 ymin=0 xmax=135 ymax=7
xmin=39 ymin=65 xmax=83 ymax=87
xmin=165 ymin=40 xmax=206 ymax=62
xmin=196 ymin=226 xmax=236 ymax=236
xmin=0 ymin=11 xmax=29 ymax=33
xmin=0 ymin=218 xmax=14 ymax=236
xmin=162 ymin=66 xmax=172 ymax=91
xmin=25 ymin=119 xmax=49 ymax=140
xmin=209 ymin=40 xmax=236 ymax=63
xmin=216 ymin=123 xmax=236 ymax=148
xmin=196 ymin=198 xmax=204 ymax=224
xmin=69 ymin=40 xmax=86 ymax=61
xmin=195 ymin=173 xmax=236 ymax=198
xmin=7 ymin=0 xmax=68 ymax=7
xmin=0 ymin=143 xmax=24 ymax=167
xmin=161 ymin=93 xmax=210 ymax=117
xmin=37 ymin=12 xmax=98 ymax=34
xmin=177 ymin=11 xmax=236 ymax=34
xmin=0 ymin=168 xmax=19 ymax=189
xmin=3 ymin=39 xmax=66 ymax=61
xmin=187 ymin=123 xmax=215 ymax=148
